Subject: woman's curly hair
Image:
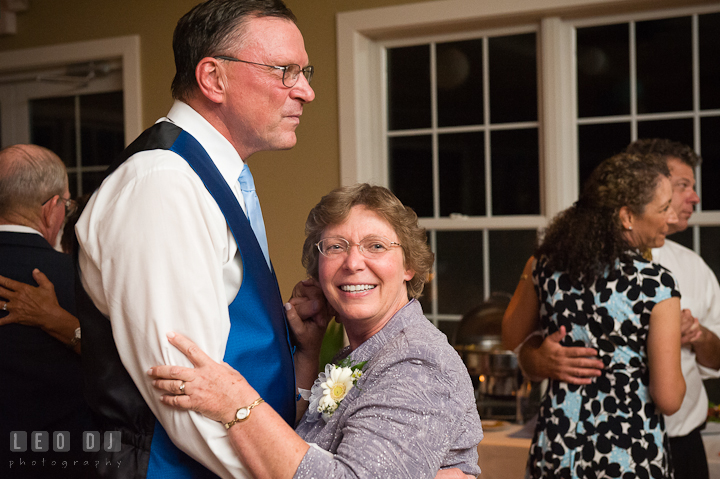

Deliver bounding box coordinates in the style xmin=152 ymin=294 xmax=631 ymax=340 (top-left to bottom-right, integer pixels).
xmin=535 ymin=152 xmax=669 ymax=286
xmin=302 ymin=184 xmax=434 ymax=299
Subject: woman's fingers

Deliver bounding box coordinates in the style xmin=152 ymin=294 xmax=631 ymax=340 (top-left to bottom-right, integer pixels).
xmin=147 ymin=364 xmax=193 ymax=381
xmin=153 ymin=378 xmax=187 ymax=395
xmin=166 ymin=331 xmax=211 ymax=368
xmin=159 ymin=392 xmax=194 ymax=410
xmin=0 ymin=273 xmax=20 ymax=296
xmin=32 ymin=269 xmax=55 ymax=292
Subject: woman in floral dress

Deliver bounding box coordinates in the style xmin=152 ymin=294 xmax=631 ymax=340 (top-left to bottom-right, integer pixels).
xmin=148 ymin=184 xmax=483 ymax=479
xmin=503 ymin=152 xmax=686 ymax=478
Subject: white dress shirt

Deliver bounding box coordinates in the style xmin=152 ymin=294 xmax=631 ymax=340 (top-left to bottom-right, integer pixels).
xmin=653 ymin=239 xmax=720 ymax=437
xmin=0 ymin=224 xmax=43 ymax=236
xmin=76 ymin=101 xmax=253 ymax=479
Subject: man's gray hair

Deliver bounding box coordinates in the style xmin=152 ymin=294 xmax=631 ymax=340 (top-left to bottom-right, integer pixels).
xmin=0 ymin=144 xmax=68 ymax=216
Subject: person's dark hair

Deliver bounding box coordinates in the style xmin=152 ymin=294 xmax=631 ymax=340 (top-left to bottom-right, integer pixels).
xmin=302 ymin=184 xmax=434 ymax=299
xmin=61 ymin=193 xmax=90 ymax=255
xmin=535 ymin=152 xmax=670 ymax=286
xmin=624 ymin=138 xmax=701 ymax=169
xmin=0 ymin=144 xmax=67 ymax=217
xmin=171 ymin=0 xmax=296 ymax=101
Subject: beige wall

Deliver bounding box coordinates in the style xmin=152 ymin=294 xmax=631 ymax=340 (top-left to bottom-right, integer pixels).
xmin=0 ymin=0 xmax=435 ymax=297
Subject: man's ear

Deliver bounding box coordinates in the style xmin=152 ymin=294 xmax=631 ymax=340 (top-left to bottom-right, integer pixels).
xmin=618 ymin=206 xmax=633 ymax=230
xmin=39 ymin=196 xmax=62 ymax=240
xmin=40 ymin=196 xmax=58 ymax=224
xmin=195 ymin=57 xmax=226 ymax=104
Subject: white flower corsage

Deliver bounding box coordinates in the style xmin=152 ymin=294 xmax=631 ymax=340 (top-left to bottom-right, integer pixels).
xmin=306 ymin=359 xmax=367 ymax=423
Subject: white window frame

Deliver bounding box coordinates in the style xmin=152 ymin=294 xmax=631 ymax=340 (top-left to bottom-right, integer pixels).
xmin=0 ymin=35 xmax=143 ymax=148
xmin=337 ymin=0 xmax=720 ymax=322
xmin=337 ymin=0 xmax=720 ymax=222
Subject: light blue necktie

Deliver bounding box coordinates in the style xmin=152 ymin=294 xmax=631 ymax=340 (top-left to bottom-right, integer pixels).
xmin=238 ymin=165 xmax=271 ymax=269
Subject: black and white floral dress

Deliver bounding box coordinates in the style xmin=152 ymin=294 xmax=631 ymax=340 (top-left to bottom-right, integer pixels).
xmin=528 ymin=254 xmax=680 ymax=479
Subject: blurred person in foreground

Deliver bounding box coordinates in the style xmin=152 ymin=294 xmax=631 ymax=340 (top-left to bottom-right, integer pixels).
xmin=148 ymin=184 xmax=484 ymax=479
xmin=0 ymin=144 xmax=94 ymax=478
xmin=503 ymin=152 xmax=685 ymax=478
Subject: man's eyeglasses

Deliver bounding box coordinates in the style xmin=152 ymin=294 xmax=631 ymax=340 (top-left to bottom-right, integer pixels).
xmin=42 ymin=195 xmax=78 ymax=217
xmin=316 ymin=236 xmax=402 ymax=259
xmin=214 ymin=56 xmax=313 ymax=88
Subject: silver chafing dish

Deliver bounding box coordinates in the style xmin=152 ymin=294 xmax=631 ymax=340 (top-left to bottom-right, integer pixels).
xmin=452 ymin=294 xmax=538 ymax=423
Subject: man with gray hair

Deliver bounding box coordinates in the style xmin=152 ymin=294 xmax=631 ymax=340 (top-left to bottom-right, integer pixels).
xmin=0 ymin=144 xmax=94 ymax=478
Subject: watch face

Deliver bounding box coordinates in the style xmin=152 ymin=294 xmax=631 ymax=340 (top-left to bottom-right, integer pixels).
xmin=236 ymin=408 xmax=250 ymax=421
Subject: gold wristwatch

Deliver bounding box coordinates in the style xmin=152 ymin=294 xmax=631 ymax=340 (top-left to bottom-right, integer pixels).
xmin=224 ymin=397 xmax=264 ymax=429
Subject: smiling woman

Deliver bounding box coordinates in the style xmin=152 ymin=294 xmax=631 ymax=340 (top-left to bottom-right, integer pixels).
xmin=148 ymin=184 xmax=483 ymax=479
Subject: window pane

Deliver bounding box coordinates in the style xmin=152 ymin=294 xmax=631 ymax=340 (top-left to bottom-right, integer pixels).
xmin=489 ymin=33 xmax=537 ymax=123
xmin=436 ymin=230 xmax=484 ymax=315
xmin=491 ymin=128 xmax=539 ymax=215
xmin=700 ymin=227 xmax=720 ymax=281
xmin=701 ymin=116 xmax=720 ymax=211
xmin=80 ymin=92 xmax=124 ymax=168
xmin=439 ymin=132 xmax=485 ymax=216
xmin=67 ymin=173 xmax=79 ymax=198
xmin=700 ymin=13 xmax=720 ymax=111
xmin=577 ymin=23 xmax=630 ymax=118
xmin=437 ymin=39 xmax=483 ymax=127
xmin=489 ymin=229 xmax=537 ymax=296
xmin=387 ymin=45 xmax=431 ymax=130
xmin=389 ymin=135 xmax=433 ymax=217
xmin=637 ymin=118 xmax=693 ymax=148
xmin=30 ymin=96 xmax=77 ymax=167
xmin=636 ymin=16 xmax=692 ymax=114
xmin=578 ymin=122 xmax=630 ymax=187
xmin=81 ymin=171 xmax=108 ymax=197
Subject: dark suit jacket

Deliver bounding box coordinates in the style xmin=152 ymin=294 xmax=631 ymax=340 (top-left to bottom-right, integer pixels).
xmin=0 ymin=231 xmax=96 ymax=478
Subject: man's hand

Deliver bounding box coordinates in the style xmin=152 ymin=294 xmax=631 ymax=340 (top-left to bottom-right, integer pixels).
xmin=285 ymin=278 xmax=334 ymax=408
xmin=286 ymin=278 xmax=332 ymax=357
xmin=519 ymin=326 xmax=604 ymax=384
xmin=679 ymin=308 xmax=720 ymax=370
xmin=680 ymin=308 xmax=703 ymax=345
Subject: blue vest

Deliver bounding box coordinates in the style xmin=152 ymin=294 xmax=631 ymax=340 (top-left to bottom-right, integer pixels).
xmin=75 ymin=122 xmax=296 ymax=478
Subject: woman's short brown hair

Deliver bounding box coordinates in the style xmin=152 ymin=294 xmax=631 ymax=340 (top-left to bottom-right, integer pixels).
xmin=302 ymin=184 xmax=434 ymax=299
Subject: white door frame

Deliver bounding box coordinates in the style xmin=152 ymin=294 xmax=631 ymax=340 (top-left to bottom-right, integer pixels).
xmin=0 ymin=35 xmax=142 ymax=147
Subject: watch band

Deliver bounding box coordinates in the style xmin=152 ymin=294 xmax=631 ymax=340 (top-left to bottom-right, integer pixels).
xmin=68 ymin=327 xmax=81 ymax=348
xmin=224 ymin=397 xmax=264 ymax=429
